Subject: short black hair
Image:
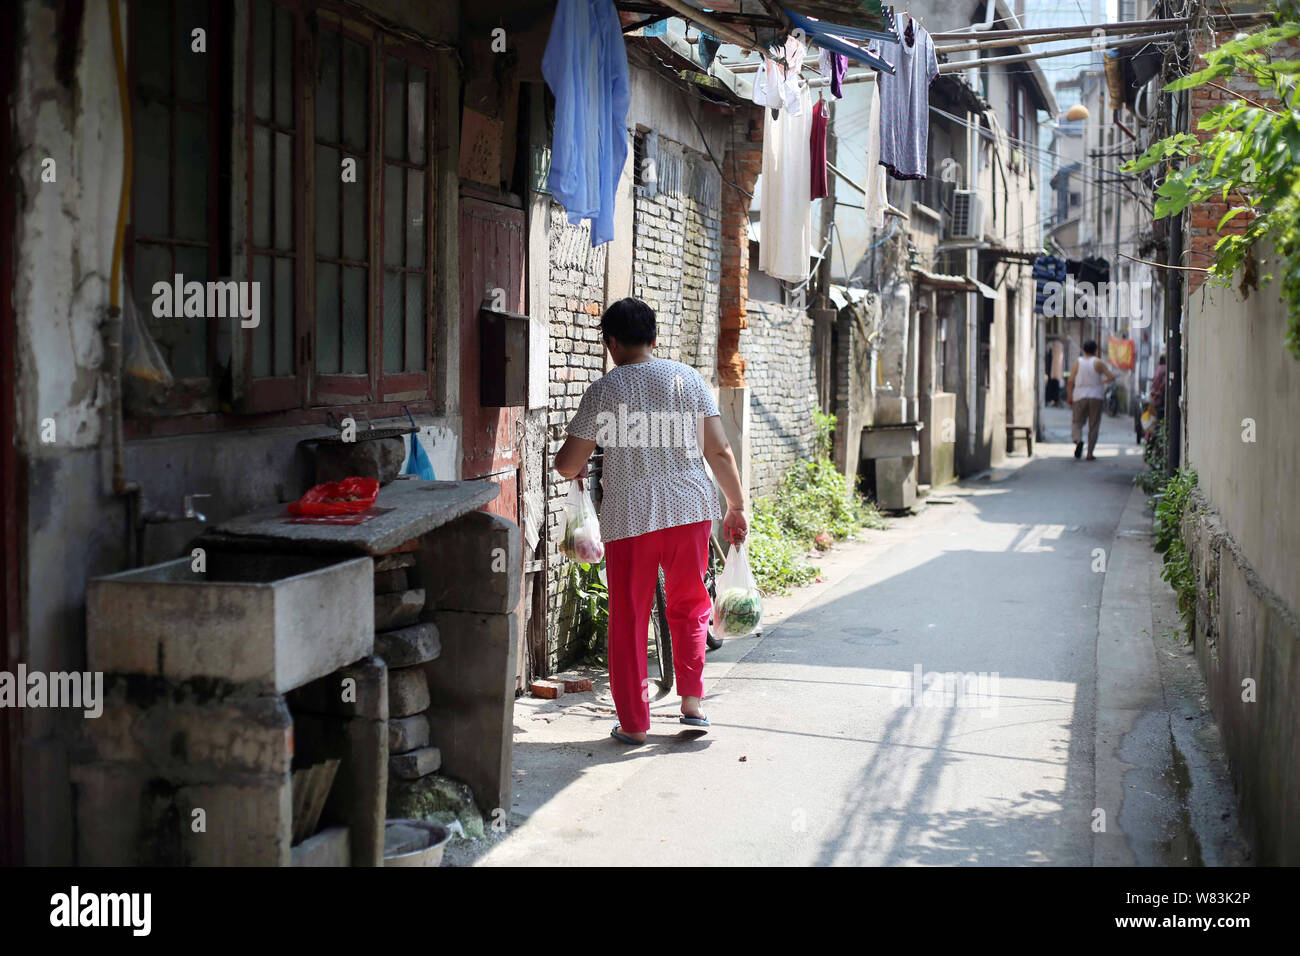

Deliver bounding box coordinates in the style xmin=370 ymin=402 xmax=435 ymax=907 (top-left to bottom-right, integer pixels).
xmin=600 ymin=297 xmax=656 ymax=347
xmin=1083 ymin=340 xmax=1098 ymax=355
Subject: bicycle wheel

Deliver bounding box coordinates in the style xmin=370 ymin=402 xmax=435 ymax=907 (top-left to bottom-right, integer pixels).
xmin=705 ymin=533 xmax=725 ymax=650
xmin=649 ymin=569 xmax=674 ymax=695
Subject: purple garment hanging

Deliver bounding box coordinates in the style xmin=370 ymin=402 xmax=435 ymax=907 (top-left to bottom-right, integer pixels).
xmin=830 ymin=52 xmax=847 ymax=98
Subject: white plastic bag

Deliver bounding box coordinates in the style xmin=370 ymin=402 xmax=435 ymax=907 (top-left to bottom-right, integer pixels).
xmin=559 ymin=481 xmax=605 ymax=564
xmin=123 ymin=284 xmax=174 ymax=387
xmin=712 ymin=543 xmax=763 ymax=638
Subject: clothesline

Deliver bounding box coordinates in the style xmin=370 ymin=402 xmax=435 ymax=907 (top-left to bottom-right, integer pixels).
xmin=727 ymin=29 xmax=1181 ymax=85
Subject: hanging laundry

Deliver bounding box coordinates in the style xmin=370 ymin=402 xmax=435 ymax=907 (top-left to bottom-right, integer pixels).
xmin=810 ymin=98 xmax=828 ymax=200
xmin=874 ymin=17 xmax=939 ymax=181
xmin=752 ymin=34 xmax=807 ymax=117
xmin=542 ymin=0 xmax=630 ymax=247
xmin=697 ymin=31 xmax=721 ymax=70
xmin=1033 ymin=255 xmax=1067 ymax=315
xmin=817 ymin=48 xmax=849 ymax=99
xmin=759 ymin=84 xmax=813 ymax=282
xmin=864 ymin=85 xmax=887 ymax=229
xmin=783 ymin=8 xmax=897 ymax=73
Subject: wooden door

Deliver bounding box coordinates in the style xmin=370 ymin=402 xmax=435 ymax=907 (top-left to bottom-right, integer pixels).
xmin=458 ymin=193 xmax=527 ymax=689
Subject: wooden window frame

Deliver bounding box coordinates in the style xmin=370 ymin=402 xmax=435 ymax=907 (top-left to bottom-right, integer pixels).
xmin=309 ymin=16 xmax=376 ymax=405
xmin=372 ymin=34 xmax=438 ymax=404
xmin=239 ymin=0 xmax=306 ymax=412
xmin=197 ymin=0 xmax=439 ymax=419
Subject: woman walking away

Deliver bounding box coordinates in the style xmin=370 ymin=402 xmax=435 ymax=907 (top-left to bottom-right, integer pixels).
xmin=553 ymin=298 xmax=748 ymax=746
xmin=1067 ymin=340 xmax=1115 ymax=461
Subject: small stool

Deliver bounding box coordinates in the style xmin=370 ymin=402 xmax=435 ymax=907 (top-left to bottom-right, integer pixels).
xmin=1006 ymin=424 xmax=1033 ymax=457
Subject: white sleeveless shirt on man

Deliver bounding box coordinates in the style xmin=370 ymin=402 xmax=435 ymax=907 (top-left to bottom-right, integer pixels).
xmin=1073 ymin=356 xmax=1107 ymax=400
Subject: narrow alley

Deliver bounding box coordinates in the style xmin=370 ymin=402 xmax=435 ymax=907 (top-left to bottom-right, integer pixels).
xmin=453 ymin=408 xmax=1246 ymax=866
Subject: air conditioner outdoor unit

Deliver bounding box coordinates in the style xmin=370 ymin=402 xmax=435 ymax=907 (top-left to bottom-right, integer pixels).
xmin=948 ymin=190 xmax=985 ymax=240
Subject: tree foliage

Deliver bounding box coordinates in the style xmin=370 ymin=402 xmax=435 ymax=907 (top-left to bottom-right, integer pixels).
xmin=1122 ymin=8 xmax=1300 ymax=356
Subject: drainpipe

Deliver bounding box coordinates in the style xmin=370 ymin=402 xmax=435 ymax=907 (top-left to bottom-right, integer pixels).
xmin=107 ymin=1 xmax=141 ymax=554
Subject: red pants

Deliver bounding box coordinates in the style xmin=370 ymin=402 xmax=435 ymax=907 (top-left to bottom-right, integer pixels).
xmin=604 ymin=520 xmax=712 ymax=734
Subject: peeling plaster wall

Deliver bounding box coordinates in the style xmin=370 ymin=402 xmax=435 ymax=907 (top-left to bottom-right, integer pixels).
xmin=13 ymin=0 xmax=120 ymax=454
xmin=12 ymin=0 xmax=126 ymax=865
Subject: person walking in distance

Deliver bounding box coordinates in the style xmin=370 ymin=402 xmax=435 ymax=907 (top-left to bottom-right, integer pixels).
xmin=553 ymin=298 xmax=748 ymax=745
xmin=1067 ymin=340 xmax=1115 ymax=461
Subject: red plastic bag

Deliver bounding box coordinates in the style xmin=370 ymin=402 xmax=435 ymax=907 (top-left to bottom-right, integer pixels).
xmin=288 ymin=477 xmax=380 ymax=516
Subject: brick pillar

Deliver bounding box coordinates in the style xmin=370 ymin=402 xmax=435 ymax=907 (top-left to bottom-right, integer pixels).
xmin=718 ymin=108 xmax=764 ymax=388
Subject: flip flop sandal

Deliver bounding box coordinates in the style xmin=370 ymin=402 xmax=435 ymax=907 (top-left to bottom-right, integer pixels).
xmin=679 ymin=714 xmax=711 ymax=727
xmin=610 ymin=725 xmax=646 ymax=745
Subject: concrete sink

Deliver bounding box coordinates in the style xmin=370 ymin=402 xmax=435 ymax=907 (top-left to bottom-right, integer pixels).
xmin=88 ymin=553 xmax=374 ymax=692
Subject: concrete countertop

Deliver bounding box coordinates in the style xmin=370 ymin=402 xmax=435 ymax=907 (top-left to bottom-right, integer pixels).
xmin=197 ymin=479 xmax=501 ymax=556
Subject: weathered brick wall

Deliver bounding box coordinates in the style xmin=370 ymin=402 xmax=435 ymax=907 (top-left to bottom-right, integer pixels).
xmin=743 ymin=300 xmax=819 ymax=498
xmin=545 ymin=204 xmax=607 ymax=670
xmin=631 ymin=139 xmax=721 ymax=382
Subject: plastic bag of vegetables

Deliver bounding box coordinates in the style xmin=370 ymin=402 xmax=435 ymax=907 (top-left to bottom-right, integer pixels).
xmin=559 ymin=480 xmax=605 ymax=563
xmin=712 ymin=543 xmax=763 ymax=638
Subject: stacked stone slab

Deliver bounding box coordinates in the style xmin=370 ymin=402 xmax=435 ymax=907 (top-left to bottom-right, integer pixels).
xmin=373 ymin=552 xmax=442 ymax=789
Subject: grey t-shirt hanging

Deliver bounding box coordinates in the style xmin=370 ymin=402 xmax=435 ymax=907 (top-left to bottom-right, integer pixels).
xmin=875 ymin=22 xmax=939 ymax=181
xmin=567 ymin=358 xmax=722 ymax=542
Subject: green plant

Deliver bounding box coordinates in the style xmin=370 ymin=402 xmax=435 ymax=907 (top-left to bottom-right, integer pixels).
xmin=1154 ymin=467 xmax=1199 ymax=639
xmin=1134 ymin=420 xmax=1170 ymax=494
xmin=1121 ymin=6 xmax=1300 ymax=356
xmin=561 ymin=559 xmax=608 ymax=663
xmin=746 ymin=411 xmax=885 ymax=594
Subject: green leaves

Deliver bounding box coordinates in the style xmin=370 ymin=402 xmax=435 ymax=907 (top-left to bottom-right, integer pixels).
xmin=1121 ymin=133 xmax=1197 ymax=175
xmin=1136 ymin=7 xmax=1300 ymax=357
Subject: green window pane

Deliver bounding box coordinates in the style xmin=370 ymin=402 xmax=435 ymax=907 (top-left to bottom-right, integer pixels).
xmin=252 ymin=125 xmax=271 ymax=248
xmin=252 ymin=254 xmax=273 ymax=378
xmin=341 ymin=266 xmax=368 ymax=374
xmin=274 ymin=131 xmax=293 ymax=251
xmin=273 ymin=5 xmax=294 ymax=128
xmin=341 ymin=155 xmax=366 ymax=262
xmin=174 ymin=109 xmax=209 ymax=241
xmin=404 ymin=274 xmax=424 ymax=372
xmin=315 ymin=31 xmax=340 ymax=143
xmin=274 ymin=256 xmax=295 ymax=377
xmin=314 ymin=145 xmax=339 ymax=258
xmin=133 ymin=243 xmax=172 ymax=326
xmin=342 ymin=37 xmax=369 ymax=153
xmin=384 ymin=58 xmax=405 ymax=161
xmin=407 ymin=67 xmax=427 ymax=165
xmin=134 ymin=0 xmax=172 ymax=99
xmin=172 ymin=244 xmax=209 ymax=378
xmin=406 ymin=169 xmax=424 ymax=269
xmin=252 ymin=0 xmax=272 ymax=121
xmin=383 ymin=164 xmax=403 ymax=267
xmin=174 ymin=0 xmax=210 ymax=103
xmin=133 ymin=99 xmax=171 ymax=239
xmin=383 ymin=272 xmax=402 ymax=374
xmin=315 ymin=261 xmax=340 ymax=374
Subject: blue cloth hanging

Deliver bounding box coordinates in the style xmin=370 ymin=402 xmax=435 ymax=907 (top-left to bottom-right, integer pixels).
xmin=782 ymin=8 xmax=898 ymax=75
xmin=542 ymin=0 xmax=631 ymax=247
xmin=401 ymin=408 xmax=436 ymax=480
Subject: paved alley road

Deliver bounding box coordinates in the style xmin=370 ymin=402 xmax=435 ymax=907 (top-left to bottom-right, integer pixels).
xmin=458 ymin=408 xmax=1204 ymax=866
